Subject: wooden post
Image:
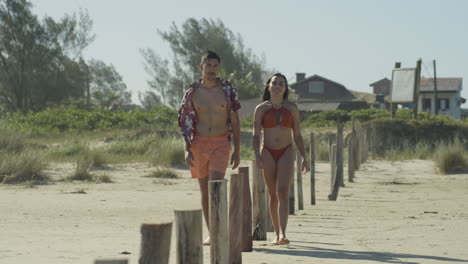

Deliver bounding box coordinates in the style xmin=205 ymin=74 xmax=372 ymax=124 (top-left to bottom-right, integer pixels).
xmin=329 ymin=122 xmax=344 ymax=201
xmin=413 ymin=59 xmax=422 ymax=119
xmin=372 ymin=122 xmax=377 ymax=159
xmin=328 ymin=133 xmax=336 ymax=162
xmin=330 ymin=144 xmax=336 ymax=192
xmin=348 ymin=131 xmax=355 ymax=183
xmin=238 ymin=166 xmax=252 ymax=252
xmin=354 ymin=121 xmax=361 ymax=170
xmin=289 ymin=171 xmax=295 ymax=215
xmin=252 ymin=160 xmax=267 ymax=240
xmin=434 ymin=60 xmax=439 ymax=115
xmin=359 ymin=123 xmax=365 ymax=165
xmin=209 ymin=180 xmax=229 ymax=264
xmin=296 ymin=150 xmax=304 ymax=210
xmin=139 ymin=222 xmax=172 ymax=264
xmin=174 ymin=210 xmax=203 ymax=264
xmin=391 ymin=62 xmax=401 ymax=119
xmin=309 ymin=133 xmax=316 ymax=205
xmin=94 ymin=260 xmax=128 ymax=264
xmin=229 ymin=174 xmax=244 ymax=264
xmin=337 ymin=123 xmax=344 ymax=187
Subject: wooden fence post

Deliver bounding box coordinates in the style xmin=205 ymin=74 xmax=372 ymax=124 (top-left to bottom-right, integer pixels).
xmin=354 ymin=120 xmax=361 ymax=170
xmin=289 ymin=173 xmax=295 ymax=215
xmin=296 ymin=150 xmax=304 ymax=210
xmin=209 ymin=179 xmax=229 ymax=264
xmin=309 ymin=132 xmax=316 ymax=205
xmin=229 ymin=174 xmax=244 ymax=264
xmin=348 ymin=131 xmax=355 ymax=183
xmin=174 ymin=209 xmax=203 ymax=264
xmin=329 ymin=122 xmax=344 ymax=200
xmin=238 ymin=166 xmax=252 ymax=252
xmin=337 ymin=123 xmax=344 ymax=187
xmin=330 ymin=144 xmax=336 ymax=192
xmin=139 ymin=222 xmax=172 ymax=264
xmin=252 ymin=160 xmax=267 ymax=240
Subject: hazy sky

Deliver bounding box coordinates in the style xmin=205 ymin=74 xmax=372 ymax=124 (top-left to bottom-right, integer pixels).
xmin=30 ymin=0 xmax=468 ymax=105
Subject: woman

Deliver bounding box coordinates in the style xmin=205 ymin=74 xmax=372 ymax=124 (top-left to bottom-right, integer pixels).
xmin=252 ymin=73 xmax=309 ymax=245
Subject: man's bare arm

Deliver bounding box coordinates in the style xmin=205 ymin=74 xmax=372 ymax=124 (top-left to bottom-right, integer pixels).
xmin=230 ymin=110 xmax=241 ymax=169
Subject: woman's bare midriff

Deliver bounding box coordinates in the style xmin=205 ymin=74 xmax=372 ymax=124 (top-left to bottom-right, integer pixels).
xmin=263 ymin=126 xmax=293 ymax=149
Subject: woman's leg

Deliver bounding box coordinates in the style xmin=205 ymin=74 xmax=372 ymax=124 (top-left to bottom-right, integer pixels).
xmin=261 ymin=147 xmax=279 ymax=244
xmin=276 ymin=146 xmax=295 ymax=244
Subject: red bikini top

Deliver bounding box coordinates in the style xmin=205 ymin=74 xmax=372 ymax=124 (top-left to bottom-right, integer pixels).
xmin=262 ymin=107 xmax=293 ymax=129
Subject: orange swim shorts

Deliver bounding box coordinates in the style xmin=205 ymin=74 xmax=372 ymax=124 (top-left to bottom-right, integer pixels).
xmin=189 ymin=136 xmax=231 ymax=179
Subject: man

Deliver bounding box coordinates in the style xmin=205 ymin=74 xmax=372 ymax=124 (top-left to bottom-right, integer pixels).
xmin=178 ymin=50 xmax=241 ymax=245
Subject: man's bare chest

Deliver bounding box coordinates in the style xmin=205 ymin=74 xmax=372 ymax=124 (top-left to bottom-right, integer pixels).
xmin=192 ymin=87 xmax=227 ymax=114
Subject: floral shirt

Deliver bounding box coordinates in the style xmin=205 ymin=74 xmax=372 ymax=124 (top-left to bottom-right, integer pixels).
xmin=178 ymin=78 xmax=241 ymax=148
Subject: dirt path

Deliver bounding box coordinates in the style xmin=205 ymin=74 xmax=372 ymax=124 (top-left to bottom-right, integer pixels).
xmin=0 ymin=160 xmax=467 ymax=264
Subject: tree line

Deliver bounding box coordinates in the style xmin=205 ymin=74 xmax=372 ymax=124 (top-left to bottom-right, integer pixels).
xmin=0 ymin=0 xmax=268 ymax=113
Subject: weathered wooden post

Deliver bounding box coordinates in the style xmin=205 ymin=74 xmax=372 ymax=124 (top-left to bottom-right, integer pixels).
xmin=309 ymin=132 xmax=316 ymax=205
xmin=94 ymin=260 xmax=128 ymax=264
xmin=289 ymin=175 xmax=295 ymax=215
xmin=348 ymin=131 xmax=355 ymax=183
xmin=354 ymin=120 xmax=361 ymax=170
xmin=337 ymin=123 xmax=344 ymax=188
xmin=139 ymin=222 xmax=172 ymax=264
xmin=229 ymin=173 xmax=244 ymax=264
xmin=329 ymin=122 xmax=344 ymax=200
xmin=174 ymin=209 xmax=203 ymax=264
xmin=330 ymin=144 xmax=336 ymax=192
xmin=209 ymin=179 xmax=229 ymax=264
xmin=296 ymin=150 xmax=304 ymax=210
xmin=238 ymin=166 xmax=252 ymax=252
xmin=252 ymin=160 xmax=267 ymax=240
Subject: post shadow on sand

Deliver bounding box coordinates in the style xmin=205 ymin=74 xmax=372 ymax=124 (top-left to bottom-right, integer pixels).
xmin=254 ymin=244 xmax=468 ymax=264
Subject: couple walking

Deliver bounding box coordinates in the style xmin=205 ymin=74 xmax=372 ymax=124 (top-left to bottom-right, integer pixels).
xmin=178 ymin=50 xmax=308 ymax=246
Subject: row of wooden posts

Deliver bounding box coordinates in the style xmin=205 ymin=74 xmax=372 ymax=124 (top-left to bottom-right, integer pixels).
xmin=94 ymin=120 xmax=371 ymax=264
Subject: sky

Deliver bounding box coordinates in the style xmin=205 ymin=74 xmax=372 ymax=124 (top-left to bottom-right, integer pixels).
xmin=29 ymin=0 xmax=468 ymax=105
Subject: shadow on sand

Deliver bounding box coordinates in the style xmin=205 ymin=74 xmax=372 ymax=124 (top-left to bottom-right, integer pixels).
xmin=254 ymin=244 xmax=468 ymax=264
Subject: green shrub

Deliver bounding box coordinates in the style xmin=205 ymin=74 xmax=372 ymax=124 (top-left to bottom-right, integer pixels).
xmin=67 ymin=154 xmax=94 ymax=181
xmin=435 ymin=143 xmax=468 ymax=174
xmin=0 ymin=124 xmax=27 ymax=153
xmin=241 ymin=114 xmax=253 ymax=130
xmin=47 ymin=141 xmax=90 ymax=159
xmin=0 ymin=150 xmax=48 ymax=184
xmin=149 ymin=137 xmax=185 ymax=167
xmin=5 ymin=105 xmax=178 ymax=134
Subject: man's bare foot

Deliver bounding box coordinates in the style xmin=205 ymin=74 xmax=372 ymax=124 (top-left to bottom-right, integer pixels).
xmin=271 ymin=237 xmax=279 ymax=245
xmin=203 ymin=236 xmax=210 ymax=246
xmin=278 ymin=237 xmax=290 ymax=245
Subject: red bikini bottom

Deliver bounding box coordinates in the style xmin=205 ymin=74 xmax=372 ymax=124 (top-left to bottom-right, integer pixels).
xmin=264 ymin=144 xmax=292 ymax=161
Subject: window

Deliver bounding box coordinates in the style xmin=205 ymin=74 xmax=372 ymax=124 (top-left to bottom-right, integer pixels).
xmin=437 ymin=98 xmax=450 ymax=111
xmin=308 ymin=81 xmax=324 ymax=94
xmin=423 ymin=98 xmax=431 ymax=111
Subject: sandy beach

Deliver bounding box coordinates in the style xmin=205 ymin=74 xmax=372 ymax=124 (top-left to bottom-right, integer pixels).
xmin=1 ymin=159 xmax=468 ymax=264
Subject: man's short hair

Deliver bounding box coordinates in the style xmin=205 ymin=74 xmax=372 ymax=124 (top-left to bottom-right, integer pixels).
xmin=201 ymin=50 xmax=221 ymax=64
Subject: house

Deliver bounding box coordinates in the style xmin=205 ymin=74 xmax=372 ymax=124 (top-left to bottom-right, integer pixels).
xmin=290 ymin=73 xmax=371 ymax=114
xmin=418 ymin=78 xmax=464 ymax=119
xmin=369 ymin=77 xmax=465 ymax=119
xmin=369 ymin=78 xmax=391 ymax=96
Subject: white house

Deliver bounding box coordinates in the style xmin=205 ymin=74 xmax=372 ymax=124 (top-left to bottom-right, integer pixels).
xmin=418 ymin=78 xmax=464 ymax=119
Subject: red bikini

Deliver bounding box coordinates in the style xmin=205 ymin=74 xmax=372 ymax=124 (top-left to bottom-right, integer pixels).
xmin=262 ymin=106 xmax=293 ymax=161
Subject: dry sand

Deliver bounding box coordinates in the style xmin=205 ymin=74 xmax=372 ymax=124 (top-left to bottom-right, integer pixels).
xmin=1 ymin=159 xmax=468 ymax=264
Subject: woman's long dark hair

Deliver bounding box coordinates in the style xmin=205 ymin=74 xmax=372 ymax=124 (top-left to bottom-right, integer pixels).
xmin=262 ymin=73 xmax=289 ymax=102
